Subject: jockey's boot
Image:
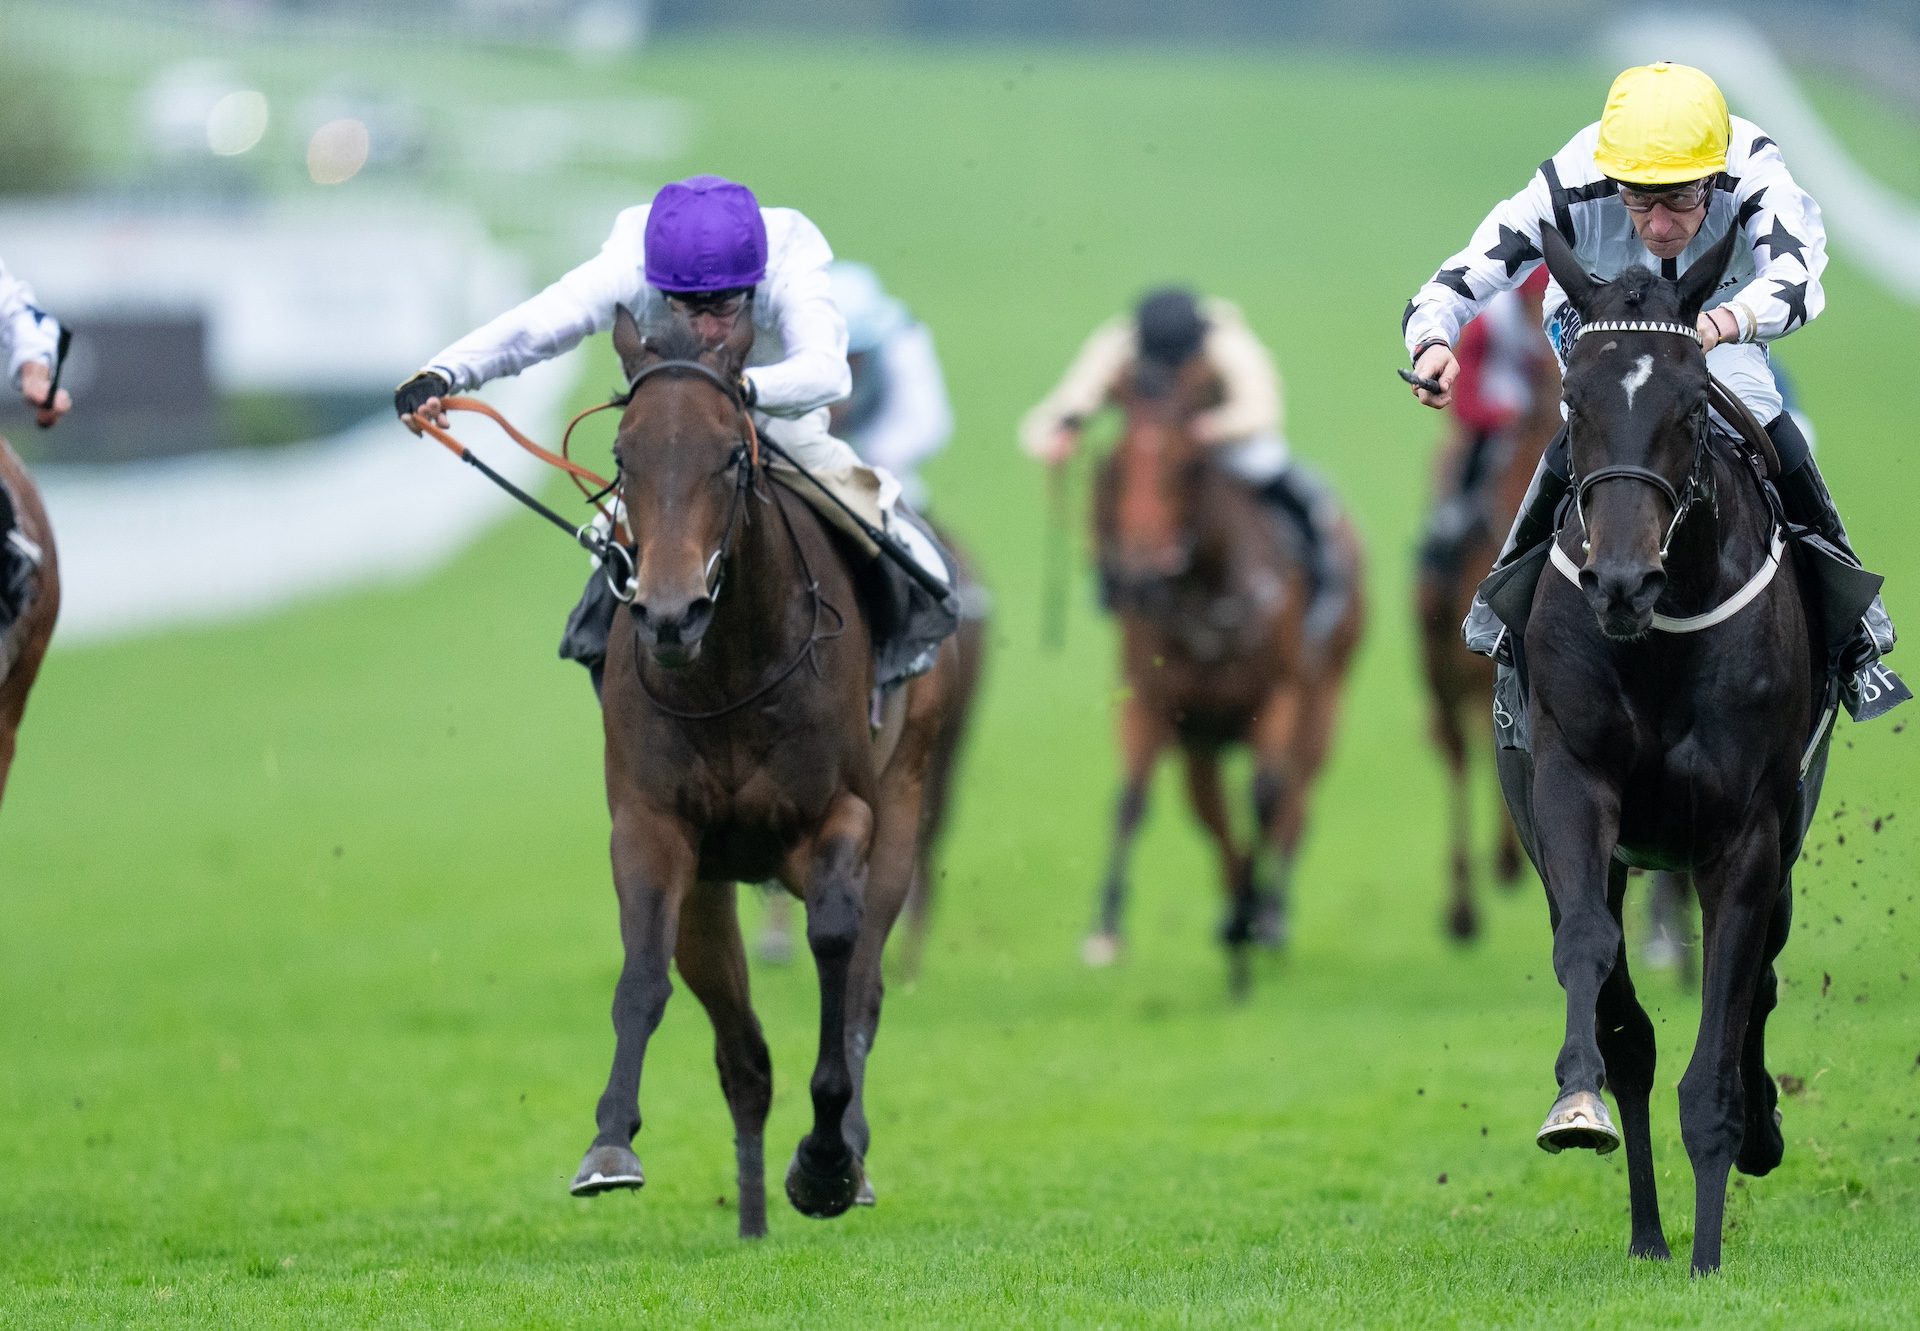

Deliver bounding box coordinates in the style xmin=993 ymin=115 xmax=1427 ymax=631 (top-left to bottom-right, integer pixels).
xmin=1263 ymin=465 xmax=1346 ymax=640
xmin=1772 ymin=433 xmax=1903 ymax=718
xmin=1463 ymin=441 xmax=1570 ymax=661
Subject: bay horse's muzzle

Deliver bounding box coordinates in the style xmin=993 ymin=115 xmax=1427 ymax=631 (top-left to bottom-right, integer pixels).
xmin=1579 ymin=557 xmax=1666 ymax=640
xmin=632 ymin=592 xmax=716 ymax=666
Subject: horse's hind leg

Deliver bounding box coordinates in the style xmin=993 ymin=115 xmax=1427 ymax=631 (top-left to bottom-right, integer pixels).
xmin=784 ymin=792 xmax=873 ymax=1220
xmin=1734 ymin=876 xmax=1793 ymax=1179
xmin=1679 ymin=823 xmax=1783 ymax=1275
xmin=677 ymin=881 xmax=774 ymax=1238
xmin=573 ymin=807 xmax=697 ymax=1197
xmin=1086 ymin=695 xmax=1166 ymax=966
xmin=1596 ymin=861 xmax=1669 ymax=1260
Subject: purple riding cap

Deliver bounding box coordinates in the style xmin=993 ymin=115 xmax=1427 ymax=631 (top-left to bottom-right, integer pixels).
xmin=643 ymin=175 xmax=769 ymax=294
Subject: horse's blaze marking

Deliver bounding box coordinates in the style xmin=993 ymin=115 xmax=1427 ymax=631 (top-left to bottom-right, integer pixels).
xmin=1620 ymin=354 xmax=1654 ymax=412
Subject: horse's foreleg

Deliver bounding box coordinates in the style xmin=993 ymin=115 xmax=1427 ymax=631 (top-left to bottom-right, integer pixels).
xmin=572 ymin=806 xmax=696 ymax=1197
xmin=1246 ymin=685 xmax=1307 ymax=967
xmin=1182 ymin=745 xmax=1251 ymax=943
xmin=784 ymin=791 xmax=873 ymax=1220
xmin=1735 ymin=877 xmax=1792 ymax=1179
xmin=676 ymin=880 xmax=774 ymax=1239
xmin=839 ymin=756 xmax=931 ymax=1207
xmin=1595 ymin=861 xmax=1669 ymax=1260
xmin=1530 ymin=743 xmax=1625 ymax=1153
xmin=1431 ymin=686 xmax=1477 ymax=940
xmin=1086 ymin=696 xmax=1166 ymax=966
xmin=1679 ymin=822 xmax=1782 ymax=1276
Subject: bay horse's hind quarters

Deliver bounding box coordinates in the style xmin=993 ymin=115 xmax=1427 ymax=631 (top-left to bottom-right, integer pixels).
xmin=1084 ymin=354 xmax=1365 ymax=1000
xmin=572 ymin=306 xmax=965 ymax=1238
xmin=1497 ymin=223 xmax=1823 ymax=1275
xmin=0 ymin=438 xmax=59 ymax=812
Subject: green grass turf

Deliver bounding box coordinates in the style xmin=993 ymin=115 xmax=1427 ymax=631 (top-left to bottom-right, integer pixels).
xmin=4 ymin=29 xmax=1920 ymax=1328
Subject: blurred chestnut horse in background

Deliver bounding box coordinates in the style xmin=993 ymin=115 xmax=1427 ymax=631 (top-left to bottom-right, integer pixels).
xmin=1414 ymin=276 xmax=1559 ymax=940
xmin=0 ymin=438 xmax=57 ymax=810
xmin=1086 ymin=356 xmax=1364 ymax=997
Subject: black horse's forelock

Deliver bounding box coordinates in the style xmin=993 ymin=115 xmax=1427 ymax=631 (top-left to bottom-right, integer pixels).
xmin=1590 ymin=265 xmax=1676 ymax=320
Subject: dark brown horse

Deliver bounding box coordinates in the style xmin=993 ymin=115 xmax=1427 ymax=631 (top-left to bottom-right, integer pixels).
xmin=569 ymin=310 xmax=960 ymax=1238
xmin=1497 ymin=225 xmax=1828 ymax=1274
xmin=1085 ymin=357 xmax=1364 ymax=996
xmin=0 ymin=437 xmax=57 ymax=809
xmin=1415 ymin=346 xmax=1559 ymax=939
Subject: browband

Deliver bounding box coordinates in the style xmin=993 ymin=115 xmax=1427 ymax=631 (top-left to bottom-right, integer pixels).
xmin=1574 ymin=320 xmax=1702 ymax=344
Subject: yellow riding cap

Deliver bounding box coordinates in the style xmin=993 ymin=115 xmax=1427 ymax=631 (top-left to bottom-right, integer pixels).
xmin=1593 ymin=62 xmax=1730 ymax=185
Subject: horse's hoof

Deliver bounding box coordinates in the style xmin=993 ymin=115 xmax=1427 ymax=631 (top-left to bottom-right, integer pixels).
xmin=1628 ymin=1234 xmax=1672 ymax=1262
xmin=1446 ymin=902 xmax=1479 ymax=942
xmin=570 ymin=1143 xmax=645 ymax=1196
xmin=1081 ymin=932 xmax=1121 ymax=967
xmin=1252 ymin=898 xmax=1289 ymax=951
xmin=784 ymin=1145 xmax=863 ymax=1219
xmin=1536 ymin=1090 xmax=1620 ymax=1155
xmin=854 ymin=1175 xmax=876 ymax=1206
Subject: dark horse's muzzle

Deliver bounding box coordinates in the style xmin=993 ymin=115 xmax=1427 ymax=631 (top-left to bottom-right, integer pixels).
xmin=631 ymin=591 xmax=716 ymax=667
xmin=1579 ymin=556 xmax=1666 ymax=639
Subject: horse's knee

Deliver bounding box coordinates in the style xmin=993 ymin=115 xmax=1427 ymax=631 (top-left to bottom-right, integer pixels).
xmin=806 ymin=879 xmax=862 ymax=961
xmin=613 ymin=969 xmax=672 ymax=1029
xmin=1252 ymin=769 xmax=1286 ymax=830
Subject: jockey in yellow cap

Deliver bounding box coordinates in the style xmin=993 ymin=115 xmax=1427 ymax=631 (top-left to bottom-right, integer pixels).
xmin=1401 ymin=62 xmax=1899 ymax=719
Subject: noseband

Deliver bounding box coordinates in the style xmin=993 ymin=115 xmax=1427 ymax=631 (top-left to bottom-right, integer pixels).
xmin=1567 ymin=320 xmax=1708 ymax=560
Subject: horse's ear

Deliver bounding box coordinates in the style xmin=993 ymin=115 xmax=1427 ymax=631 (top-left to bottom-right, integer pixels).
xmin=611 ymin=304 xmax=646 ymax=381
xmin=1539 ymin=225 xmax=1596 ymax=313
xmin=714 ymin=300 xmax=756 ymax=377
xmin=1676 ymin=224 xmax=1739 ymax=323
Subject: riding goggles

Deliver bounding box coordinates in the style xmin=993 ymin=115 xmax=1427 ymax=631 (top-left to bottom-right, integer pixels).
xmin=663 ymin=288 xmax=752 ymax=318
xmin=1614 ymin=177 xmax=1713 ymax=214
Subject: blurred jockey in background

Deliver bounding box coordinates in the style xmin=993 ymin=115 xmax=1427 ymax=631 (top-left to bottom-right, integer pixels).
xmin=394 ymin=175 xmax=954 ymax=692
xmin=1021 ymin=287 xmax=1348 ymax=638
xmin=1402 ymin=61 xmax=1896 ymax=716
xmin=826 ymin=260 xmax=954 ymax=511
xmin=0 ymin=253 xmax=70 ymax=635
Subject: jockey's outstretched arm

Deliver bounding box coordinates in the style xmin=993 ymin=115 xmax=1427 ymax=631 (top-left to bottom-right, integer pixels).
xmin=1 ymin=258 xmax=70 ymax=426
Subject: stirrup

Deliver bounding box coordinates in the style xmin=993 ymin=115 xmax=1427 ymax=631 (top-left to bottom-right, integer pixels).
xmin=1463 ymin=596 xmax=1505 ymax=660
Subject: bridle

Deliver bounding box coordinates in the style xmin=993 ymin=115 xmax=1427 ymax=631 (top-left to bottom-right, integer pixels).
xmin=1566 ymin=320 xmax=1709 ymax=560
xmin=613 ymin=357 xmax=844 ymax=721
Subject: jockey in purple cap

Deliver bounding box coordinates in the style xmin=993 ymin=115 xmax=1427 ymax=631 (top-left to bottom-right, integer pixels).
xmin=395 ymin=174 xmax=953 ymax=690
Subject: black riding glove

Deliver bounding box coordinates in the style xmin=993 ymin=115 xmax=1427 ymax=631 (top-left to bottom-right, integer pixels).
xmin=394 ymin=370 xmax=450 ymax=419
xmin=737 ymin=373 xmax=757 ymax=408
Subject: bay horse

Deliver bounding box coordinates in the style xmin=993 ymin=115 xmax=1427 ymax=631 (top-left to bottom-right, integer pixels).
xmin=1086 ymin=357 xmax=1364 ymax=996
xmin=1415 ymin=328 xmax=1559 ymax=939
xmin=0 ymin=437 xmax=58 ymax=809
xmin=1496 ymin=224 xmax=1830 ymax=1274
xmin=570 ymin=309 xmax=960 ymax=1238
